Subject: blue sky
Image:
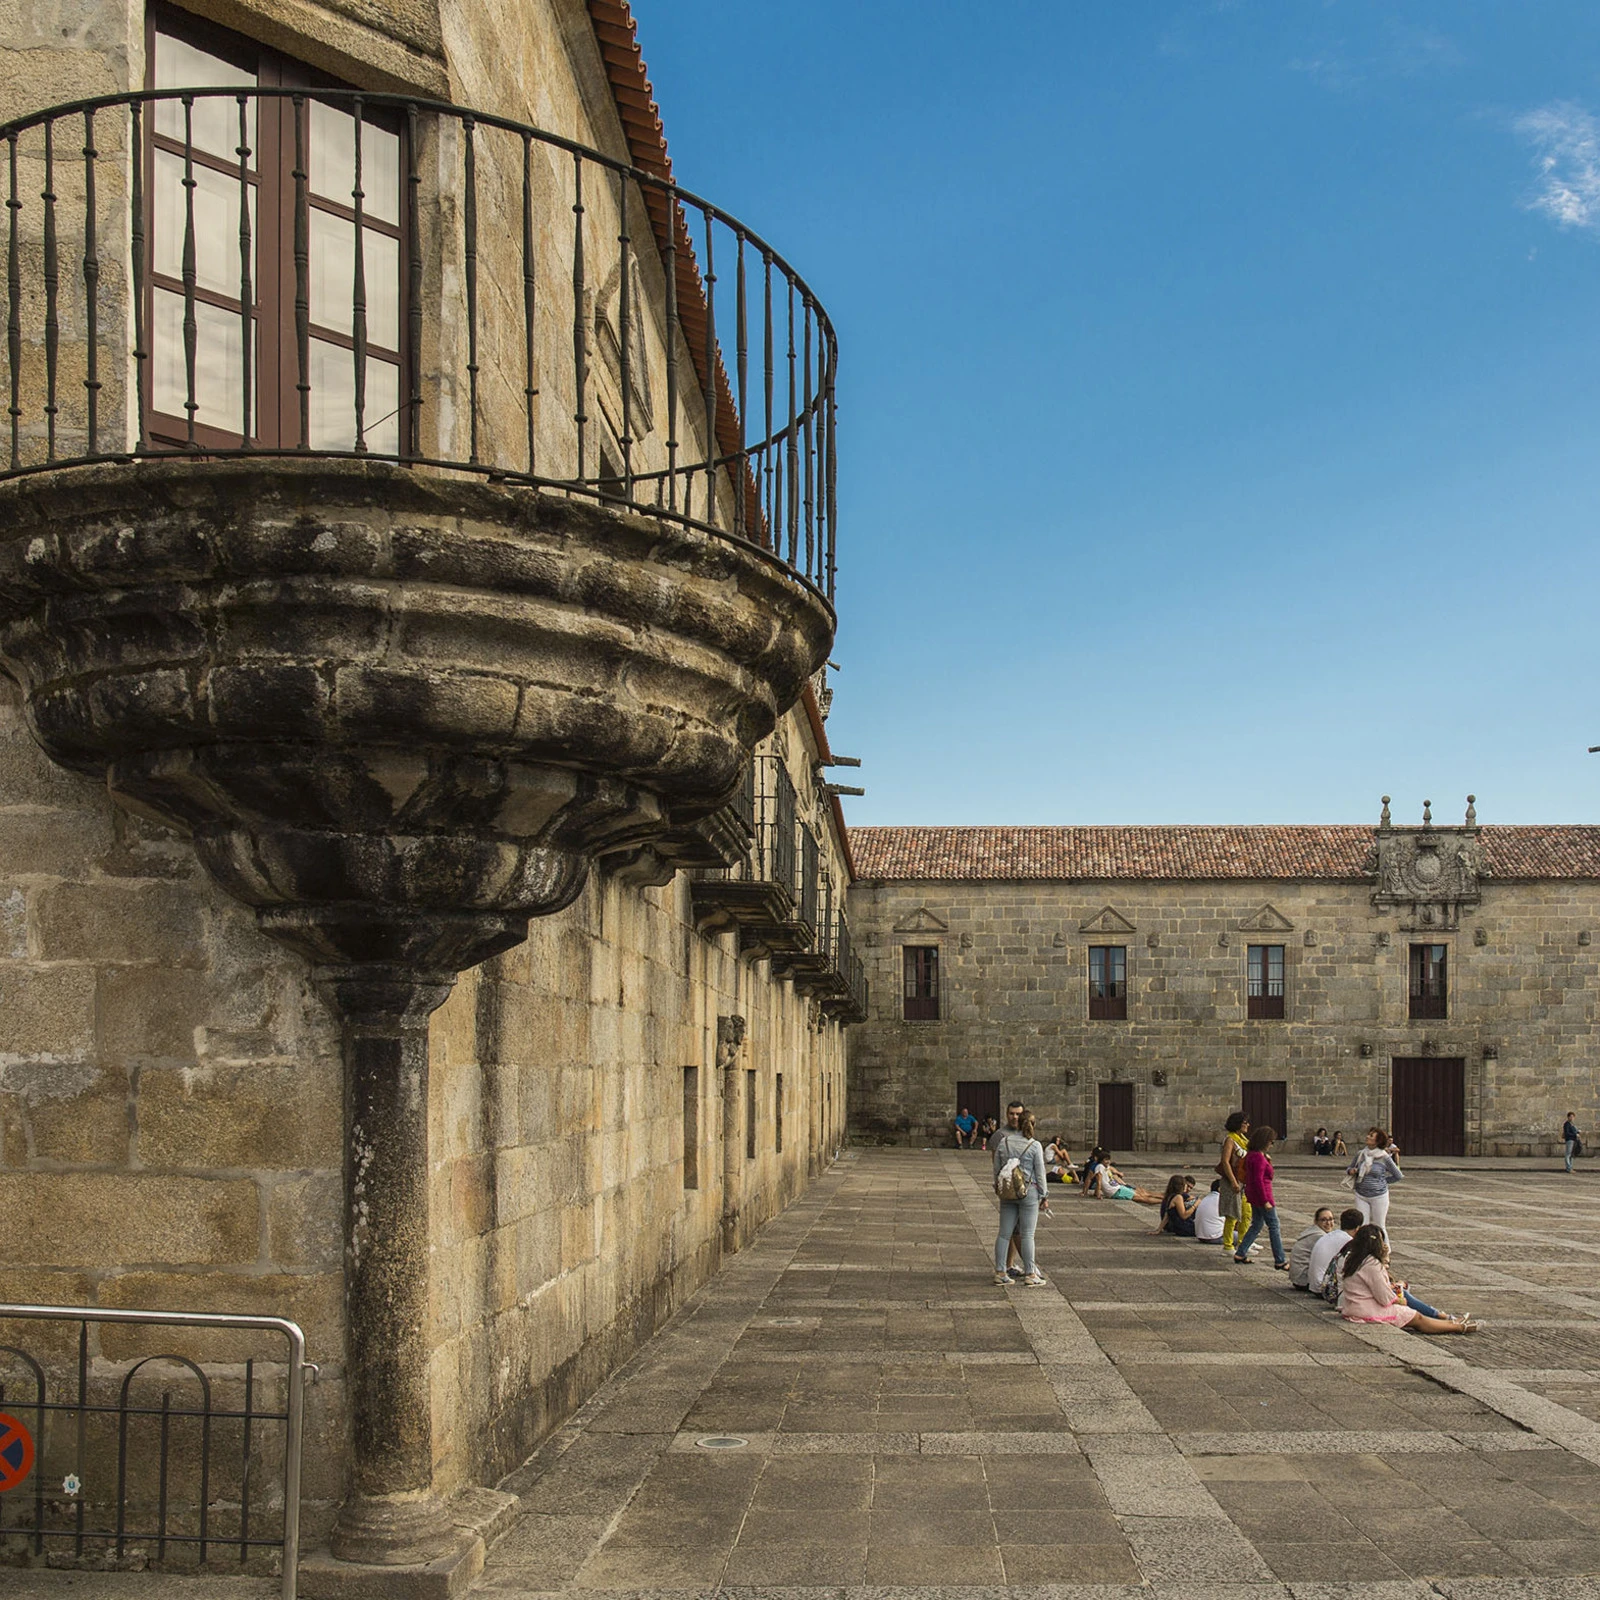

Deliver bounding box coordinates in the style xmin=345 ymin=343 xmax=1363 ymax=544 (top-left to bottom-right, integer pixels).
xmin=635 ymin=2 xmax=1600 ymax=826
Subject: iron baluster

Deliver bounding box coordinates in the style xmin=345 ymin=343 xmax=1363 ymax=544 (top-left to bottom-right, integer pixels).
xmin=803 ymin=297 xmax=814 ymax=578
xmin=351 ymin=98 xmax=368 ymax=453
xmin=735 ymin=231 xmax=747 ymax=539
xmin=663 ymin=200 xmax=678 ymax=510
xmin=42 ymin=119 xmax=59 ymax=458
xmin=156 ymin=1390 xmax=171 ymax=1562
xmin=571 ymin=152 xmax=586 ymax=483
xmin=236 ymin=95 xmax=253 ymax=442
xmin=763 ymin=250 xmax=774 ymax=556
xmin=74 ymin=1321 xmax=87 ymax=1557
xmin=522 ymin=131 xmax=537 ymax=474
xmin=179 ymin=100 xmax=197 ymax=446
xmin=463 ymin=115 xmax=479 ymax=465
xmin=130 ymin=102 xmax=147 ymax=454
xmin=786 ymin=280 xmax=798 ymax=567
xmin=617 ymin=169 xmax=632 ymax=498
xmin=7 ymin=131 xmax=21 ymax=469
xmin=824 ymin=336 xmax=838 ymax=601
xmin=198 ymin=1372 xmax=212 ymax=1562
xmin=701 ymin=208 xmax=717 ymax=524
xmin=405 ymin=103 xmax=421 ymax=461
xmin=292 ymin=94 xmax=309 ymax=448
xmin=81 ymin=108 xmax=99 ymax=452
xmin=239 ymin=1358 xmax=254 ymax=1562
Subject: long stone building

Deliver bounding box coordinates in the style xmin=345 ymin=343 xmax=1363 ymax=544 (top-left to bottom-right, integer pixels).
xmin=0 ymin=0 xmax=862 ymax=1589
xmin=847 ymin=802 xmax=1600 ymax=1158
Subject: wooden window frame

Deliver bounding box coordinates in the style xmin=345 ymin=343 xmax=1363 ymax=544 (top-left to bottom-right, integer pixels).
xmin=902 ymin=944 xmax=940 ymax=1022
xmin=1088 ymin=944 xmax=1127 ymax=1021
xmin=1247 ymin=944 xmax=1286 ymax=1020
xmin=1409 ymin=943 xmax=1448 ymax=1020
xmin=144 ymin=4 xmax=408 ymax=453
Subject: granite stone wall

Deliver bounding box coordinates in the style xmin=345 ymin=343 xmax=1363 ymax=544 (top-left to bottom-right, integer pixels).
xmin=0 ymin=670 xmax=849 ymax=1540
xmin=846 ymin=876 xmax=1600 ymax=1157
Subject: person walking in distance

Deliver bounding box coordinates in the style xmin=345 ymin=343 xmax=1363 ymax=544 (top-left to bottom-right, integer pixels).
xmin=1347 ymin=1127 xmax=1403 ymax=1236
xmin=992 ymin=1108 xmax=1048 ymax=1287
xmin=1218 ymin=1112 xmax=1252 ymax=1254
xmin=1232 ymin=1125 xmax=1288 ymax=1269
xmin=1564 ymin=1112 xmax=1583 ymax=1174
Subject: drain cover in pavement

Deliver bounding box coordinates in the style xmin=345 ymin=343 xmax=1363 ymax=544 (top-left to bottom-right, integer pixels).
xmin=695 ymin=1435 xmax=749 ymax=1450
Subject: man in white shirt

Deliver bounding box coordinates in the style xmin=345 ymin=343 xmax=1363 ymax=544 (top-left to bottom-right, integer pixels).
xmin=1288 ymin=1207 xmax=1337 ymax=1288
xmin=1193 ymin=1179 xmax=1224 ymax=1242
xmin=1307 ymin=1207 xmax=1364 ymax=1297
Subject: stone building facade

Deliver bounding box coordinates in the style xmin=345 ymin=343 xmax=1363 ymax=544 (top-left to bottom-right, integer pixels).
xmin=0 ymin=0 xmax=859 ymax=1588
xmin=847 ymin=805 xmax=1600 ymax=1159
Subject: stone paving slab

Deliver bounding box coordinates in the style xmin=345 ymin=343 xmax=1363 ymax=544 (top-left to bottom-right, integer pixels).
xmin=464 ymin=1152 xmax=1600 ymax=1597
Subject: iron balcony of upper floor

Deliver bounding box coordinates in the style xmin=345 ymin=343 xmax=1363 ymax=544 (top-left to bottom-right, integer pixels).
xmin=689 ymin=754 xmax=868 ymax=1020
xmin=0 ymin=85 xmax=838 ymax=606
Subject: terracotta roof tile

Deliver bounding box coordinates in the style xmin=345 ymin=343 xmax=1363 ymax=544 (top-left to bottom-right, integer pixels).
xmin=848 ymin=825 xmax=1600 ymax=883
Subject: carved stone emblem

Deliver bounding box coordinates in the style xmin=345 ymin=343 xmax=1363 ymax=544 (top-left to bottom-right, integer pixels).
xmin=1368 ymin=795 xmax=1485 ymax=932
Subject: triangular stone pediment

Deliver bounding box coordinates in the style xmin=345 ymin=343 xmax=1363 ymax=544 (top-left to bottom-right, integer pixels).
xmin=1079 ymin=906 xmax=1136 ymax=935
xmin=1238 ymin=903 xmax=1295 ymax=934
xmin=892 ymin=906 xmax=948 ymax=934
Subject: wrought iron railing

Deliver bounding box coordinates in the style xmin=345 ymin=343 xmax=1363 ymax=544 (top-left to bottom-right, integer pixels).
xmin=0 ymin=88 xmax=838 ymax=601
xmin=797 ymin=824 xmax=820 ymax=936
xmin=758 ymin=756 xmax=798 ymax=899
xmin=0 ymin=1303 xmax=311 ymax=1598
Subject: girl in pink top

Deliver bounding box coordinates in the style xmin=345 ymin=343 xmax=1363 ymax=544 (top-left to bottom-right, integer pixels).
xmin=1337 ymin=1227 xmax=1478 ymax=1333
xmin=1231 ymin=1125 xmax=1287 ymax=1268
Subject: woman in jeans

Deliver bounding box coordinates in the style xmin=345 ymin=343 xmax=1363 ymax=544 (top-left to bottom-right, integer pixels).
xmin=992 ymin=1108 xmax=1049 ymax=1286
xmin=1232 ymin=1125 xmax=1288 ymax=1268
xmin=1347 ymin=1126 xmax=1403 ymax=1236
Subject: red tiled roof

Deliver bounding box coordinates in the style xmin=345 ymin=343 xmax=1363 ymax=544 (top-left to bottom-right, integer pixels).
xmin=848 ymin=826 xmax=1600 ymax=883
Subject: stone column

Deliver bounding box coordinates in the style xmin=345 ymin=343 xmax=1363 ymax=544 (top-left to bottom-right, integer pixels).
xmin=718 ymin=1015 xmax=747 ymax=1251
xmin=319 ymin=968 xmax=457 ymax=1567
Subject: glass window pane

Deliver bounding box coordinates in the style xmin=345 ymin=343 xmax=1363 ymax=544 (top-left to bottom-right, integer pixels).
xmin=153 ymin=288 xmax=246 ymax=434
xmin=309 ymin=100 xmax=400 ymax=225
xmin=153 ymin=151 xmax=254 ymax=299
xmin=154 ymin=32 xmax=256 ymax=160
xmin=308 ymin=340 xmax=399 ymax=453
xmin=309 ymin=210 xmax=399 ymax=349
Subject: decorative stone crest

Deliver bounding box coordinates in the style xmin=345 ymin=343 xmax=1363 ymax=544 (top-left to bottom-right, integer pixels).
xmin=1079 ymin=906 xmax=1135 ymax=935
xmin=892 ymin=906 xmax=949 ymax=934
xmin=1368 ymin=794 xmax=1486 ymax=932
xmin=1238 ymin=903 xmax=1294 ymax=934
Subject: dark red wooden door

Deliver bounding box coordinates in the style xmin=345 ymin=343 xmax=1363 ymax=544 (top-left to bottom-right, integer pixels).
xmin=1097 ymin=1081 xmax=1135 ymax=1151
xmin=956 ymin=1080 xmax=1000 ymax=1131
xmin=1391 ymin=1058 xmax=1465 ymax=1156
xmin=1241 ymin=1080 xmax=1288 ymax=1143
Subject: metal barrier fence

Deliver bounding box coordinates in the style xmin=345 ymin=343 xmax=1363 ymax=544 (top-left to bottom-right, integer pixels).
xmin=0 ymin=1304 xmax=311 ymax=1600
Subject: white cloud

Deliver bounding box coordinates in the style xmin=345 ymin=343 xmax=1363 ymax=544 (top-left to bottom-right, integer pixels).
xmin=1516 ymin=102 xmax=1600 ymax=232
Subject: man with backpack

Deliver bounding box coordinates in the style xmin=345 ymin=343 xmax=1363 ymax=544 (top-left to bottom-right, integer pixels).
xmin=992 ymin=1105 xmax=1049 ymax=1287
xmin=1564 ymin=1113 xmax=1583 ymax=1173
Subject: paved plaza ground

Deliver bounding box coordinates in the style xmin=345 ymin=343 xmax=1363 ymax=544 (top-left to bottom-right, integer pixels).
xmin=25 ymin=1149 xmax=1600 ymax=1600
xmin=470 ymin=1148 xmax=1600 ymax=1600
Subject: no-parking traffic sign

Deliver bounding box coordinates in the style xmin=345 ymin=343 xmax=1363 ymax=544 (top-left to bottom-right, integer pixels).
xmin=0 ymin=1413 xmax=35 ymax=1492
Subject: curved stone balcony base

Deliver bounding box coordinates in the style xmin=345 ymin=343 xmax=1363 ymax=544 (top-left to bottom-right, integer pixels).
xmin=0 ymin=457 xmax=835 ymax=1570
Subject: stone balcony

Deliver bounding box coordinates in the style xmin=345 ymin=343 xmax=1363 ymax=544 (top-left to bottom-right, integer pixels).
xmin=0 ymin=83 xmax=839 ymax=1579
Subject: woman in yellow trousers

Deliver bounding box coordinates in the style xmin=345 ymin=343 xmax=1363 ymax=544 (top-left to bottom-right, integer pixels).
xmin=1218 ymin=1111 xmax=1252 ymax=1252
